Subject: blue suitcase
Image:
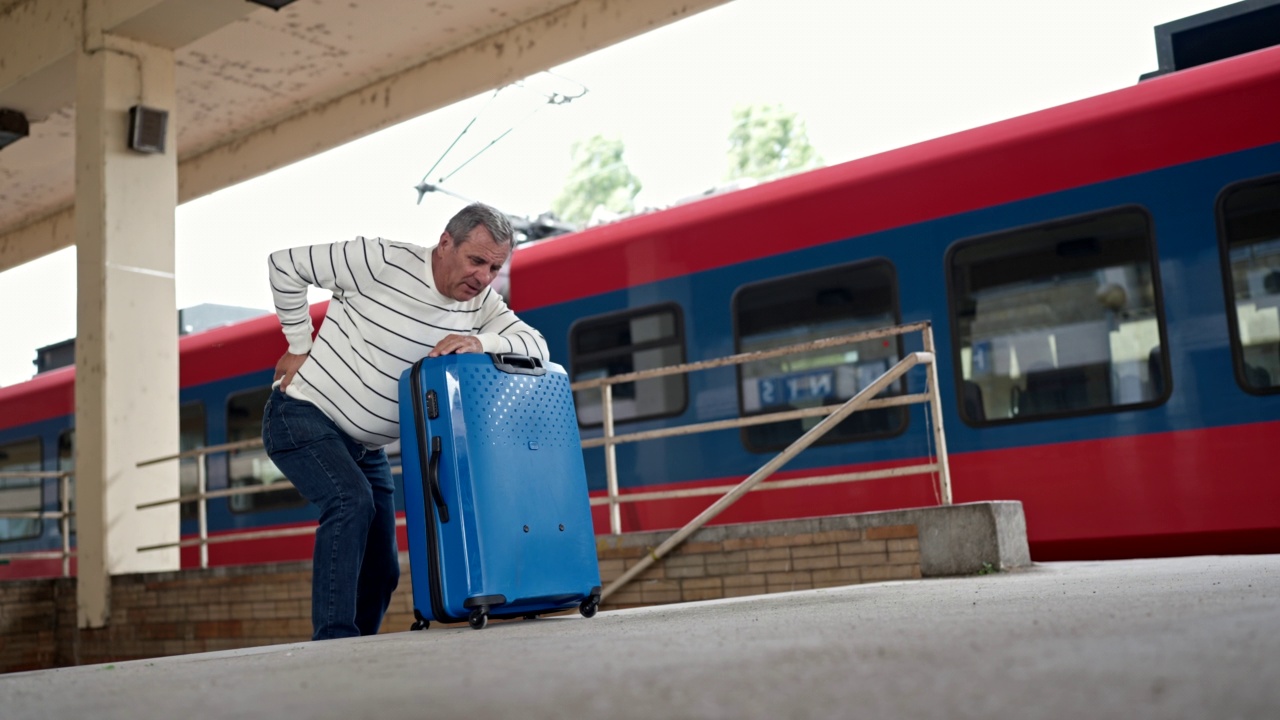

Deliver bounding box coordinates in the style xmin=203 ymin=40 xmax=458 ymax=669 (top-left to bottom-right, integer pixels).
xmin=398 ymin=353 xmax=602 ymax=630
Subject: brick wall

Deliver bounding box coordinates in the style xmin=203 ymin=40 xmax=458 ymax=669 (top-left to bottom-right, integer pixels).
xmin=1 ymin=516 xmax=920 ymax=674
xmin=596 ymin=522 xmax=920 ymax=609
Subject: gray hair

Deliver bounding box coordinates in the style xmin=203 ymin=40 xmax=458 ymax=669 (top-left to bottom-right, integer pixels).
xmin=444 ymin=203 xmax=515 ymax=248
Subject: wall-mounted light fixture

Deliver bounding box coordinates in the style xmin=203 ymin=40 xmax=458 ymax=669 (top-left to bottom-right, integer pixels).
xmin=128 ymin=106 xmax=168 ymax=154
xmin=246 ymin=0 xmax=298 ymax=10
xmin=0 ymin=109 xmax=29 ymax=150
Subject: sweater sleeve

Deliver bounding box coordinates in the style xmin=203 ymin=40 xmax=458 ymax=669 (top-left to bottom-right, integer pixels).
xmin=472 ymin=288 xmax=550 ymax=361
xmin=267 ymin=239 xmax=362 ymax=355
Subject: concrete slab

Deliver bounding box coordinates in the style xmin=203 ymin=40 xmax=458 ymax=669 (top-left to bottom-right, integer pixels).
xmin=3 ymin=555 xmax=1278 ymax=720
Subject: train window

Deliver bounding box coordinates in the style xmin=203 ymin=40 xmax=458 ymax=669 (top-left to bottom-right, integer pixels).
xmin=0 ymin=437 xmax=44 ymax=542
xmin=56 ymin=432 xmax=75 ymax=536
xmin=733 ymin=260 xmax=906 ymax=452
xmin=570 ymin=304 xmax=687 ymax=426
xmin=948 ymin=207 xmax=1169 ymax=425
xmin=226 ymin=388 xmax=304 ymax=513
xmin=1219 ymin=176 xmax=1280 ymax=393
xmin=179 ymin=403 xmax=207 ymax=521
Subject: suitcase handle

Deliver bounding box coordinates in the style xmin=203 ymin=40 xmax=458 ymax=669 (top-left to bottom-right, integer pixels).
xmin=428 ymin=436 xmax=450 ymax=523
xmin=490 ymin=353 xmax=546 ymax=376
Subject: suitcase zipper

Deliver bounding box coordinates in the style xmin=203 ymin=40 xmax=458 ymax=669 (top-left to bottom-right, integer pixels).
xmin=410 ymin=359 xmax=463 ymax=624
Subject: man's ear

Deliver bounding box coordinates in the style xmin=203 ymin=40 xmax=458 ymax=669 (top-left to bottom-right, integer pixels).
xmin=438 ymin=231 xmax=453 ymax=251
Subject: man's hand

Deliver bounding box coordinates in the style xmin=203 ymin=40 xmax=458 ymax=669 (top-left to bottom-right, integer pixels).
xmin=428 ymin=334 xmax=483 ymax=357
xmin=274 ymin=352 xmax=309 ymax=390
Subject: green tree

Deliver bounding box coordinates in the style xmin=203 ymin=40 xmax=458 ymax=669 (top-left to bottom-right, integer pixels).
xmin=725 ymin=103 xmax=823 ymax=181
xmin=552 ymin=135 xmax=643 ymax=227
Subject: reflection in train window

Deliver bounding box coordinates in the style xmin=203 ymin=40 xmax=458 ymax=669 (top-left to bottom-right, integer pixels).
xmin=0 ymin=437 xmax=43 ymax=542
xmin=734 ymin=260 xmax=906 ymax=452
xmin=1220 ymin=176 xmax=1280 ymax=393
xmin=227 ymin=388 xmax=304 ymax=513
xmin=570 ymin=304 xmax=687 ymax=426
xmin=949 ymin=207 xmax=1168 ymax=424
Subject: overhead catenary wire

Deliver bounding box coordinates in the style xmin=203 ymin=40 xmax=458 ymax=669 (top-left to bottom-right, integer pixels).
xmin=415 ymin=72 xmax=588 ymax=204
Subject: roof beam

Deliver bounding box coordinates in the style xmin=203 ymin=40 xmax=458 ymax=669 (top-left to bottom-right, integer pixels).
xmin=0 ymin=207 xmax=74 ymax=270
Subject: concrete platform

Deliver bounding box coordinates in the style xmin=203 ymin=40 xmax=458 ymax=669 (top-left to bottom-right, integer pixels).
xmin=3 ymin=555 xmax=1278 ymax=720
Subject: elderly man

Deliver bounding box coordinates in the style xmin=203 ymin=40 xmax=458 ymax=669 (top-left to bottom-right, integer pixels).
xmin=262 ymin=203 xmax=547 ymax=640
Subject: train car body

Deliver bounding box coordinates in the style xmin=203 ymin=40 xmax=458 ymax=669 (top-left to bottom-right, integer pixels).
xmin=3 ymin=44 xmax=1279 ymax=579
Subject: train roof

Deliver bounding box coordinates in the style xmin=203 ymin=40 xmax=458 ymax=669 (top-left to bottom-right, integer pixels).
xmin=511 ymin=43 xmax=1280 ymax=312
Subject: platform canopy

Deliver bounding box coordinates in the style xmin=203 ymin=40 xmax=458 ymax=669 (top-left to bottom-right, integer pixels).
xmin=0 ymin=0 xmax=729 ymax=273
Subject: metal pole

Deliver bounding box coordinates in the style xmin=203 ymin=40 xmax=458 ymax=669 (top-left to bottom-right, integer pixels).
xmin=601 ymin=352 xmax=932 ymax=601
xmin=602 ymin=384 xmax=621 ymax=535
xmin=197 ymin=455 xmax=209 ymax=569
xmin=59 ymin=473 xmax=71 ymax=578
xmin=921 ymin=325 xmax=953 ymax=505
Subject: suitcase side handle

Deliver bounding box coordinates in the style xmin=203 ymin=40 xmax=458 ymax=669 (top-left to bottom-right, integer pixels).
xmin=428 ymin=436 xmax=450 ymax=523
xmin=490 ymin=353 xmax=546 ymax=376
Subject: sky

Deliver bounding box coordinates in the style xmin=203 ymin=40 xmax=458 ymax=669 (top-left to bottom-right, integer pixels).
xmin=0 ymin=0 xmax=1235 ymax=387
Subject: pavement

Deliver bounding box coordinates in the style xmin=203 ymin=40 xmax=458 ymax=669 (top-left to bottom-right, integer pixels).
xmin=2 ymin=554 xmax=1278 ymax=720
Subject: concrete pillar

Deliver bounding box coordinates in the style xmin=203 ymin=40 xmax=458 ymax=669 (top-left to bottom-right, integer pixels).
xmin=74 ymin=26 xmax=180 ymax=629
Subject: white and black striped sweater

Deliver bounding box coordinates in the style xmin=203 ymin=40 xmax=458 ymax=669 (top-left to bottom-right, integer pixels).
xmin=268 ymin=236 xmax=548 ymax=447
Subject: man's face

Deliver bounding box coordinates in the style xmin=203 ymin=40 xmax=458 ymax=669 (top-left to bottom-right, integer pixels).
xmin=433 ymin=225 xmax=510 ymax=301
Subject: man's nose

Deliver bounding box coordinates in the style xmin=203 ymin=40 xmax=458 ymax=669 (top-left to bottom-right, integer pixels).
xmin=475 ymin=266 xmax=493 ymax=285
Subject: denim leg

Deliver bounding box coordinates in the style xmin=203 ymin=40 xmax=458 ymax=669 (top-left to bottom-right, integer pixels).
xmin=354 ymin=449 xmax=400 ymax=636
xmin=262 ymin=390 xmax=377 ymax=641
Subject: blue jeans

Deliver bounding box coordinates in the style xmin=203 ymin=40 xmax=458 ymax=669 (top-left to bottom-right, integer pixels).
xmin=262 ymin=389 xmax=400 ymax=640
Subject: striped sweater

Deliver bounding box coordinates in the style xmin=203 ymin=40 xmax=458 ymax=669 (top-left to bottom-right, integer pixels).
xmin=268 ymin=236 xmax=548 ymax=447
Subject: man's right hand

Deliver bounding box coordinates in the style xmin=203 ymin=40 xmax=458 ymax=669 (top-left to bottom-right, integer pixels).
xmin=274 ymin=352 xmax=309 ymax=390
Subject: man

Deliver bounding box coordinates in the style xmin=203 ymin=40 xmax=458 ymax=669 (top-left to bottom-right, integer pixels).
xmin=261 ymin=203 xmax=547 ymax=640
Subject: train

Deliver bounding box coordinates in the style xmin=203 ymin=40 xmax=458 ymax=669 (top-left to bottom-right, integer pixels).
xmin=3 ymin=40 xmax=1279 ymax=580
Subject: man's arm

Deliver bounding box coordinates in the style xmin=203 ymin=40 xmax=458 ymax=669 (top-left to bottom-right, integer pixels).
xmin=467 ymin=289 xmax=550 ymax=360
xmin=268 ymin=239 xmax=367 ymax=384
xmin=264 ymin=238 xmax=363 ymax=356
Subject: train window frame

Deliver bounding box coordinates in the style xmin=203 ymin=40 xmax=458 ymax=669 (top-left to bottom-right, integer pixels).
xmin=568 ymin=302 xmax=689 ymax=427
xmin=944 ymin=204 xmax=1173 ymax=427
xmin=730 ymin=257 xmax=908 ymax=454
xmin=0 ymin=436 xmax=45 ymax=543
xmin=1216 ymin=173 xmax=1280 ymax=396
xmin=225 ymin=386 xmax=306 ymax=514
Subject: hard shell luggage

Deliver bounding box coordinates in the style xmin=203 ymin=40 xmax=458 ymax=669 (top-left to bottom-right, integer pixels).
xmin=398 ymin=352 xmax=602 ymax=630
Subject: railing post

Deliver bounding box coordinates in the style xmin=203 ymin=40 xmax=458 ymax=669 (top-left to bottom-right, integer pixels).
xmin=921 ymin=324 xmax=953 ymax=505
xmin=59 ymin=473 xmax=71 ymax=578
xmin=197 ymin=455 xmax=209 ymax=569
xmin=602 ymin=383 xmax=621 ymax=535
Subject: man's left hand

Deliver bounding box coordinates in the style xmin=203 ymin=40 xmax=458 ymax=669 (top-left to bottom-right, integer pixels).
xmin=428 ymin=333 xmax=483 ymax=357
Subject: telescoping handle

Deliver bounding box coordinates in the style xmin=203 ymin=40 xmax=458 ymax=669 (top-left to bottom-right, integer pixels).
xmin=427 ymin=436 xmax=450 ymax=523
xmin=490 ymin=353 xmax=546 ymax=376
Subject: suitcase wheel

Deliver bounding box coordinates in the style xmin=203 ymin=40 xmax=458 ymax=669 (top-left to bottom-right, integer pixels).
xmin=411 ymin=609 xmax=430 ymax=631
xmin=468 ymin=607 xmax=489 ymax=630
xmin=579 ymin=598 xmax=599 ymax=619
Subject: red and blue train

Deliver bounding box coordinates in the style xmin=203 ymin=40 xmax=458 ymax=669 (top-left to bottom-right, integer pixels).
xmin=3 ymin=42 xmax=1279 ymax=579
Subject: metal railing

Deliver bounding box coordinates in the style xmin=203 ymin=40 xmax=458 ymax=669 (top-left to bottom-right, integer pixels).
xmin=579 ymin=322 xmax=951 ymax=600
xmin=133 ymin=440 xmax=407 ymax=569
xmin=0 ymin=470 xmax=76 ymax=577
xmin=571 ymin=321 xmax=952 ymax=552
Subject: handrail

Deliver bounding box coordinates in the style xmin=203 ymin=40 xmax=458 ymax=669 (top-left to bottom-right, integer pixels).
xmin=571 ymin=322 xmax=952 ymax=536
xmin=0 ymin=470 xmax=76 ymax=577
xmin=599 ymin=350 xmax=937 ymax=601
